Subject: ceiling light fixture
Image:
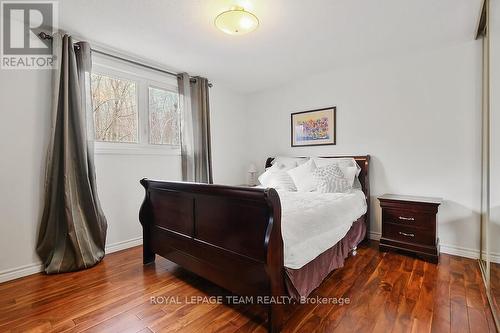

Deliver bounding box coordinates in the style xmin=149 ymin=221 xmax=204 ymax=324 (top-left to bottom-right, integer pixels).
xmin=215 ymin=6 xmax=259 ymax=35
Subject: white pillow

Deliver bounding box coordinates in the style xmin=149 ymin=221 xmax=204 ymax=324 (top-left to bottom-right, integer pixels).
xmin=258 ymin=165 xmax=296 ymax=191
xmin=271 ymin=156 xmax=308 ymax=170
xmin=287 ymin=158 xmax=317 ymax=192
xmin=342 ymin=166 xmax=358 ymax=188
xmin=313 ymin=164 xmax=351 ymax=193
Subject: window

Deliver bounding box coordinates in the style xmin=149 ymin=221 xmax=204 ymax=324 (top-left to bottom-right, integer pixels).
xmin=91 ymin=74 xmax=138 ymax=143
xmin=149 ymin=87 xmax=179 ymax=145
xmin=91 ymin=54 xmax=180 ymax=154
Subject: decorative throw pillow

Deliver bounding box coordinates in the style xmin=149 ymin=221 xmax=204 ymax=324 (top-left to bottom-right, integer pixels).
xmin=313 ymin=157 xmax=362 ymax=189
xmin=258 ymin=165 xmax=297 ymax=191
xmin=312 ymin=164 xmax=351 ymax=193
xmin=287 ymin=158 xmax=317 ymax=192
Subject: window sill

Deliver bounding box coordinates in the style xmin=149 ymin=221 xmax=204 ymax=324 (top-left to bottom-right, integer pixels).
xmin=94 ymin=142 xmax=181 ymax=156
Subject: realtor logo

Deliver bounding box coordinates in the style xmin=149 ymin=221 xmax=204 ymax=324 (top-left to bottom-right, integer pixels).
xmin=1 ymin=1 xmax=58 ymax=69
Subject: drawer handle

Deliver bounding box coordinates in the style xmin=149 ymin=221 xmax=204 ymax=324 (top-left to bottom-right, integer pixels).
xmin=399 ymin=231 xmax=415 ymax=238
xmin=398 ymin=216 xmax=415 ymax=221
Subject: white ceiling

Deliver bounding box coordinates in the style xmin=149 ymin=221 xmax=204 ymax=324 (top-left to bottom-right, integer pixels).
xmin=60 ymin=0 xmax=482 ymax=93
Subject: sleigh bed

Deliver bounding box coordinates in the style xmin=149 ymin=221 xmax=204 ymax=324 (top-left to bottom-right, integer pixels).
xmin=139 ymin=155 xmax=370 ymax=332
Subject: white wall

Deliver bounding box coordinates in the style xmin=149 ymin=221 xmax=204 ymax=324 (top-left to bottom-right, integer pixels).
xmin=245 ymin=41 xmax=483 ymax=256
xmin=210 ymin=83 xmax=249 ymax=185
xmin=0 ymin=69 xmax=52 ymax=280
xmin=0 ymin=65 xmax=247 ymax=282
xmin=94 ymin=153 xmax=182 ymax=252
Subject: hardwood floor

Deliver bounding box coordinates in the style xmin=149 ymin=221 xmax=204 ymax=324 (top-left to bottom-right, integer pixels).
xmin=0 ymin=241 xmax=497 ymax=333
xmin=492 ymin=262 xmax=500 ymax=327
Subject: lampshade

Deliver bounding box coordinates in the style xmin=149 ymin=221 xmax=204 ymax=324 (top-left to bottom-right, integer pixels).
xmin=215 ymin=7 xmax=259 ymax=35
xmin=248 ymin=163 xmax=257 ymax=173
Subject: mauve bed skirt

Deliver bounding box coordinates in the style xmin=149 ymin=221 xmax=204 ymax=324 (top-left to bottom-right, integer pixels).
xmin=284 ymin=217 xmax=367 ymax=300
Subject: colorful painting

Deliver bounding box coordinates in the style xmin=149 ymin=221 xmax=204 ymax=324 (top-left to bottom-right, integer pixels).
xmin=291 ymin=107 xmax=336 ymax=146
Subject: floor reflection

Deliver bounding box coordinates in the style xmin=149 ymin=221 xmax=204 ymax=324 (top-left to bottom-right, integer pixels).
xmin=492 ymin=262 xmax=499 ymax=324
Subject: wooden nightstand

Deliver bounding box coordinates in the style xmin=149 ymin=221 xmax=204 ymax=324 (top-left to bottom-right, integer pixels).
xmin=378 ymin=194 xmax=442 ymax=263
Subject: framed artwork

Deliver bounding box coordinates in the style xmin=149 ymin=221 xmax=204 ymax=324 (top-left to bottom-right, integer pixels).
xmin=291 ymin=107 xmax=336 ymax=147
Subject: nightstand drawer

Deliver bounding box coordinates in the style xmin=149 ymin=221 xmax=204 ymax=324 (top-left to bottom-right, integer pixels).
xmin=382 ymin=209 xmax=434 ymax=230
xmin=382 ymin=223 xmax=435 ymax=246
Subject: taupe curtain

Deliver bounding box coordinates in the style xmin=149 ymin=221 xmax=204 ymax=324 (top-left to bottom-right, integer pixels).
xmin=37 ymin=34 xmax=107 ymax=274
xmin=178 ymin=73 xmax=213 ymax=183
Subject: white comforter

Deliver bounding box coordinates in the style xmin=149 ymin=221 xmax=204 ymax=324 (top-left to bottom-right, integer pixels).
xmin=279 ymin=189 xmax=367 ymax=269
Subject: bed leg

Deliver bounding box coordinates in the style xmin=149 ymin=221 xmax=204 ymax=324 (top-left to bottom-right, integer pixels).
xmin=351 ymin=246 xmax=358 ymax=256
xmin=268 ymin=304 xmax=284 ymax=333
xmin=143 ymin=247 xmax=155 ymax=265
xmin=143 ymin=232 xmax=155 ymax=265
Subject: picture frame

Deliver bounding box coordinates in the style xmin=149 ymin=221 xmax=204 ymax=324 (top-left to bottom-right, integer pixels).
xmin=291 ymin=106 xmax=336 ymax=147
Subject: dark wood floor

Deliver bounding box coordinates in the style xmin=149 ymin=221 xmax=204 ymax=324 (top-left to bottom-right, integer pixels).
xmin=492 ymin=263 xmax=500 ymax=325
xmin=0 ymin=241 xmax=497 ymax=333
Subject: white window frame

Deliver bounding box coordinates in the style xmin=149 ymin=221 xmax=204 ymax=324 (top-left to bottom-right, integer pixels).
xmin=92 ymin=54 xmax=181 ymax=156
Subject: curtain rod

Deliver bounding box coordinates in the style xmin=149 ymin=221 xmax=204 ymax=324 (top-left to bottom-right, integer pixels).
xmin=38 ymin=32 xmax=212 ymax=87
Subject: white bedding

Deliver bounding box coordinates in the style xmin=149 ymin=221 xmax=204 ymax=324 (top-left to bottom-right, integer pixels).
xmin=279 ymin=189 xmax=367 ymax=269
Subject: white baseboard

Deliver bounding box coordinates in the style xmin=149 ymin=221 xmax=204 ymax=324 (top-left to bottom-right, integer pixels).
xmin=368 ymin=231 xmax=500 ymax=263
xmin=105 ymin=237 xmax=142 ymax=254
xmin=0 ymin=262 xmax=44 ymax=284
xmin=440 ymin=244 xmax=500 ymax=264
xmin=0 ymin=237 xmax=143 ymax=284
xmin=439 ymin=244 xmax=479 ymax=260
xmin=369 ymin=231 xmax=381 ymax=241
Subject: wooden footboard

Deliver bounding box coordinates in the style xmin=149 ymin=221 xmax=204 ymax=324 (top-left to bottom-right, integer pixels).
xmin=139 ymin=155 xmax=370 ymax=332
xmin=139 ymin=180 xmax=285 ymax=332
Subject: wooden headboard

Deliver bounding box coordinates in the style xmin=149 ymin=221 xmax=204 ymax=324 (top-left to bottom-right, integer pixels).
xmin=265 ymin=155 xmax=371 ymax=241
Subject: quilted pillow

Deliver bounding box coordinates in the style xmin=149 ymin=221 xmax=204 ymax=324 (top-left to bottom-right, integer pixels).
xmin=313 ymin=157 xmax=362 ymax=189
xmin=312 ymin=164 xmax=351 ymax=193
